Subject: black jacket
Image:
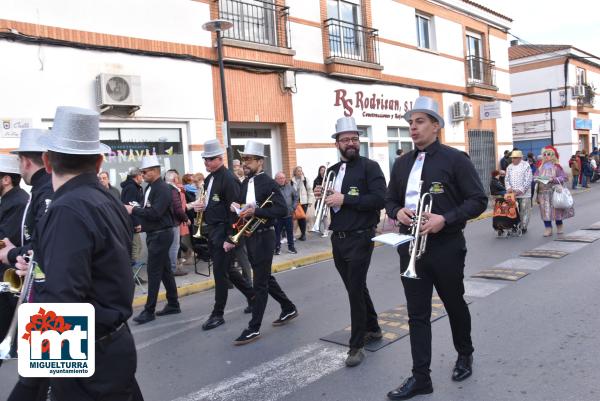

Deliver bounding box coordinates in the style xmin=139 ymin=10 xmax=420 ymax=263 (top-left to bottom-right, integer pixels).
xmin=327 ymin=156 xmax=386 ymax=232
xmin=35 ymin=173 xmax=133 ymax=333
xmin=7 ymin=169 xmax=54 ymax=265
xmin=120 ymin=176 xmax=144 ymax=227
xmin=385 ymin=140 xmax=487 ymax=239
xmin=203 ymin=166 xmax=240 ymax=237
xmin=239 ymin=172 xmax=287 ymax=229
xmin=131 ymin=177 xmax=174 ymax=232
xmin=0 ymin=185 xmax=29 ymax=274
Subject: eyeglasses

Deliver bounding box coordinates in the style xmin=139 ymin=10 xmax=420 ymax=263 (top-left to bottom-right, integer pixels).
xmin=203 ymin=156 xmax=218 ymax=162
xmin=337 ymin=137 xmax=360 ymax=145
xmin=542 ymin=152 xmax=553 ymax=156
xmin=140 ymin=170 xmax=150 ymax=175
xmin=241 ymin=156 xmax=259 ymax=162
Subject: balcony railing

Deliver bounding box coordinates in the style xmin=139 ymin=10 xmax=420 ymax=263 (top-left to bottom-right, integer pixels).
xmin=466 ymin=55 xmax=496 ymax=88
xmin=217 ymin=0 xmax=291 ymax=48
xmin=579 ymin=85 xmax=596 ymax=107
xmin=324 ymin=18 xmax=380 ymax=65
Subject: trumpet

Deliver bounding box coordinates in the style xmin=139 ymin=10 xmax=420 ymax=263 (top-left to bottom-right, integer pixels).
xmin=403 ymin=182 xmax=433 ymax=279
xmin=193 ymin=187 xmax=207 ymax=239
xmin=229 ymin=193 xmax=274 ymax=245
xmin=311 ymin=166 xmax=336 ymax=236
xmin=0 ymin=268 xmax=23 ymax=295
xmin=0 ymin=252 xmax=36 ymax=359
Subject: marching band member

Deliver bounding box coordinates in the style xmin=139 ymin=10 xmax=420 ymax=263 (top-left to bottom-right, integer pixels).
xmin=8 ymin=107 xmax=142 ymax=400
xmin=126 ymin=154 xmax=180 ymax=324
xmin=314 ymin=117 xmax=386 ymax=367
xmin=194 ymin=139 xmax=255 ymax=331
xmin=230 ymin=140 xmax=298 ymax=345
xmin=385 ymin=97 xmax=486 ymax=400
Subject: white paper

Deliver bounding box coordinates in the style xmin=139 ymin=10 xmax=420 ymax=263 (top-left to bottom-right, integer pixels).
xmin=371 ymin=233 xmax=414 ymax=247
xmin=233 ymin=204 xmax=252 ymax=216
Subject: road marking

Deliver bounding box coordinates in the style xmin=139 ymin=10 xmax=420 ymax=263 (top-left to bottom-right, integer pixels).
xmin=170 ymin=342 xmax=347 ymax=401
xmin=464 ymin=279 xmax=506 ymax=298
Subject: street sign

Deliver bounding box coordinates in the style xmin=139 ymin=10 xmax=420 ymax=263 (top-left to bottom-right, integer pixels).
xmin=480 ymin=101 xmax=501 ymax=120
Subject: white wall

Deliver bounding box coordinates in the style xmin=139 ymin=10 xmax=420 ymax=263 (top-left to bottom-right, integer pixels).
xmin=289 ymin=22 xmax=324 ymax=64
xmin=2 ymin=0 xmax=212 ymax=47
xmin=442 ymin=93 xmax=465 ymax=144
xmin=510 ymin=65 xmax=564 ymax=95
xmin=287 ymin=0 xmax=321 ymax=22
xmin=434 ymin=17 xmax=464 ymax=58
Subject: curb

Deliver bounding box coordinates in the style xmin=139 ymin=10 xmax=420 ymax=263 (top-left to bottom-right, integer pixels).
xmin=132 ymin=187 xmax=591 ymax=307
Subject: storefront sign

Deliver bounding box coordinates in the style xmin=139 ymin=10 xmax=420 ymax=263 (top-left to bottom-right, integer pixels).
xmin=480 ymin=102 xmax=501 ymax=120
xmin=1 ymin=118 xmax=32 ymax=138
xmin=573 ymin=118 xmax=592 ymax=130
xmin=334 ymin=89 xmax=412 ymax=120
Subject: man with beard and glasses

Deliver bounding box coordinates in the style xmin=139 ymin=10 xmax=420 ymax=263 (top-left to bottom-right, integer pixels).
xmin=314 ymin=117 xmax=386 ymax=367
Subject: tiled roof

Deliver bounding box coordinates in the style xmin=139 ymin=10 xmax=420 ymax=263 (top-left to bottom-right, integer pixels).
xmin=461 ymin=0 xmax=513 ymax=22
xmin=509 ymin=45 xmax=572 ymax=60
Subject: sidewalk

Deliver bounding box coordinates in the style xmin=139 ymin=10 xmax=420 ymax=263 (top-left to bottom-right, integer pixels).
xmin=132 ymin=185 xmax=590 ymax=307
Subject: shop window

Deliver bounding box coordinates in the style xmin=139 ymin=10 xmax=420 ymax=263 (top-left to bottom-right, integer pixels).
xmin=387 ymin=127 xmax=413 ymax=173
xmin=357 ymin=125 xmax=371 ymax=158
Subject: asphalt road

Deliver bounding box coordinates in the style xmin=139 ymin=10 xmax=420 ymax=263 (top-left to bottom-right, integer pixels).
xmin=1 ymin=187 xmax=599 ymax=401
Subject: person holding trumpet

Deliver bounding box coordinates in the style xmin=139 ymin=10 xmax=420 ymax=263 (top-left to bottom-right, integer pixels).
xmin=230 ymin=140 xmax=297 ymax=345
xmin=384 ymin=96 xmax=487 ymax=400
xmin=193 ymin=139 xmax=255 ymax=331
xmin=314 ymin=117 xmax=386 ymax=367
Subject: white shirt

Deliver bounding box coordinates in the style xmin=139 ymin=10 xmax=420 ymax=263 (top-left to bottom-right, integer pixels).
xmin=332 ymin=163 xmax=346 ymax=213
xmin=506 ymin=161 xmax=533 ymax=198
xmin=404 ymin=152 xmax=426 ymax=211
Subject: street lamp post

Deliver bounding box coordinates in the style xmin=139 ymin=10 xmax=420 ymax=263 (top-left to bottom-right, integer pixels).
xmin=548 ymin=88 xmax=554 ymax=146
xmin=203 ymin=19 xmax=234 ymax=169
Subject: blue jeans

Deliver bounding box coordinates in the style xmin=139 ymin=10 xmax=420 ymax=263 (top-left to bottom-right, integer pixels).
xmin=572 ymin=176 xmax=578 ymax=190
xmin=275 ymin=216 xmax=294 ymax=250
xmin=168 ymin=226 xmax=180 ymax=271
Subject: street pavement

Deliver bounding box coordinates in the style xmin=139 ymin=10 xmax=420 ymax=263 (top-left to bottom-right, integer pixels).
xmin=1 ymin=186 xmax=599 ymax=401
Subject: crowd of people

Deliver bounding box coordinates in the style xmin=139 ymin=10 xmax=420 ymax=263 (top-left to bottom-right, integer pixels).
xmin=0 ymin=96 xmax=594 ymax=400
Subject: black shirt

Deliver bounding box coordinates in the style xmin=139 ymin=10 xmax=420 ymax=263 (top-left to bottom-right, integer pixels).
xmin=35 ymin=173 xmax=133 ymax=333
xmin=0 ymin=186 xmax=29 ymax=245
xmin=239 ymin=172 xmax=287 ymax=229
xmin=132 ymin=177 xmax=174 ymax=232
xmin=7 ymin=168 xmax=53 ymax=265
xmin=120 ymin=176 xmax=144 ymax=227
xmin=385 ymin=140 xmax=487 ymax=238
xmin=327 ymin=156 xmax=386 ymax=232
xmin=203 ymin=165 xmax=240 ymax=237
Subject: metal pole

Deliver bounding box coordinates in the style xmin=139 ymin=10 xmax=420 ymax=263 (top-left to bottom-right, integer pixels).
xmin=548 ymin=89 xmax=554 ymax=146
xmin=216 ymin=30 xmax=233 ymax=170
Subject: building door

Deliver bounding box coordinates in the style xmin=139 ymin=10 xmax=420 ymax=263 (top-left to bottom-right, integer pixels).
xmin=468 ymin=130 xmax=495 ymax=195
xmin=327 ymin=0 xmax=362 ymax=59
xmin=230 ymin=128 xmax=275 ymax=176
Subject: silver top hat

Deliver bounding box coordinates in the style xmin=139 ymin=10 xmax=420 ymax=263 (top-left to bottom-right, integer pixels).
xmin=140 ymin=155 xmax=161 ymax=170
xmin=403 ymin=96 xmax=445 ymax=128
xmin=201 ymin=139 xmax=225 ymax=158
xmin=0 ymin=155 xmax=21 ymax=175
xmin=10 ymin=128 xmax=49 ymax=154
xmin=332 ymin=117 xmax=359 ymax=139
xmin=38 ymin=106 xmax=111 ymax=155
xmin=239 ymin=140 xmax=268 ymax=158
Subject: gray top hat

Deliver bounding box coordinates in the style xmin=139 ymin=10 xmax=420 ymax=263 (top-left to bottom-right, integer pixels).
xmin=239 ymin=140 xmax=268 ymax=158
xmin=38 ymin=106 xmax=111 ymax=155
xmin=201 ymin=139 xmax=225 ymax=158
xmin=10 ymin=128 xmax=49 ymax=154
xmin=140 ymin=155 xmax=161 ymax=170
xmin=332 ymin=117 xmax=359 ymax=139
xmin=0 ymin=155 xmax=21 ymax=175
xmin=403 ymin=96 xmax=445 ymax=128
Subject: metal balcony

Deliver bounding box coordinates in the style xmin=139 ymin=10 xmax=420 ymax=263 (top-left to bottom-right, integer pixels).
xmin=324 ymin=18 xmax=380 ymax=65
xmin=217 ymin=0 xmax=291 ymax=48
xmin=466 ymin=55 xmax=496 ymax=88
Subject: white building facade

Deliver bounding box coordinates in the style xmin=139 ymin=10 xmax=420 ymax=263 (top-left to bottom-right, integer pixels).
xmin=510 ymin=44 xmax=600 ymax=167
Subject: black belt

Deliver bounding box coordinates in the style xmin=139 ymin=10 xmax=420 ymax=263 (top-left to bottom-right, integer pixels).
xmin=147 ymin=227 xmax=172 ymax=234
xmin=332 ymin=228 xmax=374 ymax=239
xmin=96 ymin=322 xmax=127 ymax=346
xmin=254 ymin=226 xmax=275 ymax=234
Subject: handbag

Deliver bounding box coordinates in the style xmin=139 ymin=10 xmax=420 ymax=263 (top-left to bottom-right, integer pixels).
xmin=552 ymin=184 xmax=573 ymax=209
xmin=293 ymin=204 xmax=306 ymax=220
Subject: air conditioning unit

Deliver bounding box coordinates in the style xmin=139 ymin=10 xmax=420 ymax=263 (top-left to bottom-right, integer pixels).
xmin=452 ymin=101 xmax=472 ymax=121
xmin=95 ymin=74 xmax=142 ymax=108
xmin=572 ymin=85 xmax=586 ymax=98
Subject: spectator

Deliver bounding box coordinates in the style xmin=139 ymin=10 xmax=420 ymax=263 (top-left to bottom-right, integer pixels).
xmin=232 ymin=159 xmax=245 ymax=182
xmin=583 ymin=155 xmax=594 ymax=187
xmin=274 ymin=172 xmax=298 ymax=255
xmin=291 ymin=166 xmax=311 ymax=241
xmin=165 ymin=170 xmax=190 ymax=276
xmin=98 ymin=171 xmax=120 ymax=199
xmin=120 ymin=167 xmax=144 ymax=265
xmin=489 ymin=170 xmax=506 ymax=196
xmin=505 ymin=150 xmax=533 ymax=232
xmin=527 ymin=152 xmax=537 ymax=199
xmin=499 ymin=150 xmax=511 ymax=171
xmin=313 ymin=165 xmax=327 ymax=190
xmin=569 ymin=155 xmax=580 ymax=189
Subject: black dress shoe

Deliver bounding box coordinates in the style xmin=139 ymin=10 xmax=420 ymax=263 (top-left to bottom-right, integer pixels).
xmin=132 ymin=310 xmax=155 ymax=325
xmin=156 ymin=304 xmax=181 ymax=316
xmin=452 ymin=354 xmax=473 ymax=382
xmin=202 ymin=316 xmax=225 ymax=331
xmin=387 ymin=377 xmax=433 ymax=400
xmin=243 ymin=305 xmax=252 ymax=314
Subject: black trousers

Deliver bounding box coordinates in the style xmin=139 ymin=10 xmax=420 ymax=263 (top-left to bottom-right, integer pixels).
xmin=297 ymin=204 xmax=308 ymax=236
xmin=246 ymin=229 xmax=295 ymax=331
xmin=331 ymin=229 xmax=380 ymax=349
xmin=207 ymin=224 xmax=254 ymax=317
xmin=399 ymin=232 xmax=474 ymax=382
xmin=144 ymin=229 xmax=178 ymax=313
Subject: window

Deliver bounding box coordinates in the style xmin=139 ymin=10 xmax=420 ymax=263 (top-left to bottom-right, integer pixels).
xmin=387 ymin=127 xmax=414 ymax=173
xmin=327 ymin=0 xmax=362 ymax=58
xmin=415 ymin=12 xmax=434 ymax=50
xmin=466 ymin=31 xmax=484 ymax=82
xmin=358 ymin=125 xmax=370 ymax=158
xmin=220 ymin=0 xmax=278 ymax=46
xmin=576 ymin=67 xmax=587 ymax=85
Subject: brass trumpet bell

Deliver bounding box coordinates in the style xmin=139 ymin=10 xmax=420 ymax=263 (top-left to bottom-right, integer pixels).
xmin=2 ymin=269 xmax=23 ymax=294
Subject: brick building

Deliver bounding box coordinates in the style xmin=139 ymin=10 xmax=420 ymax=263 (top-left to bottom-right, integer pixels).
xmin=0 ymin=0 xmax=513 ymax=188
